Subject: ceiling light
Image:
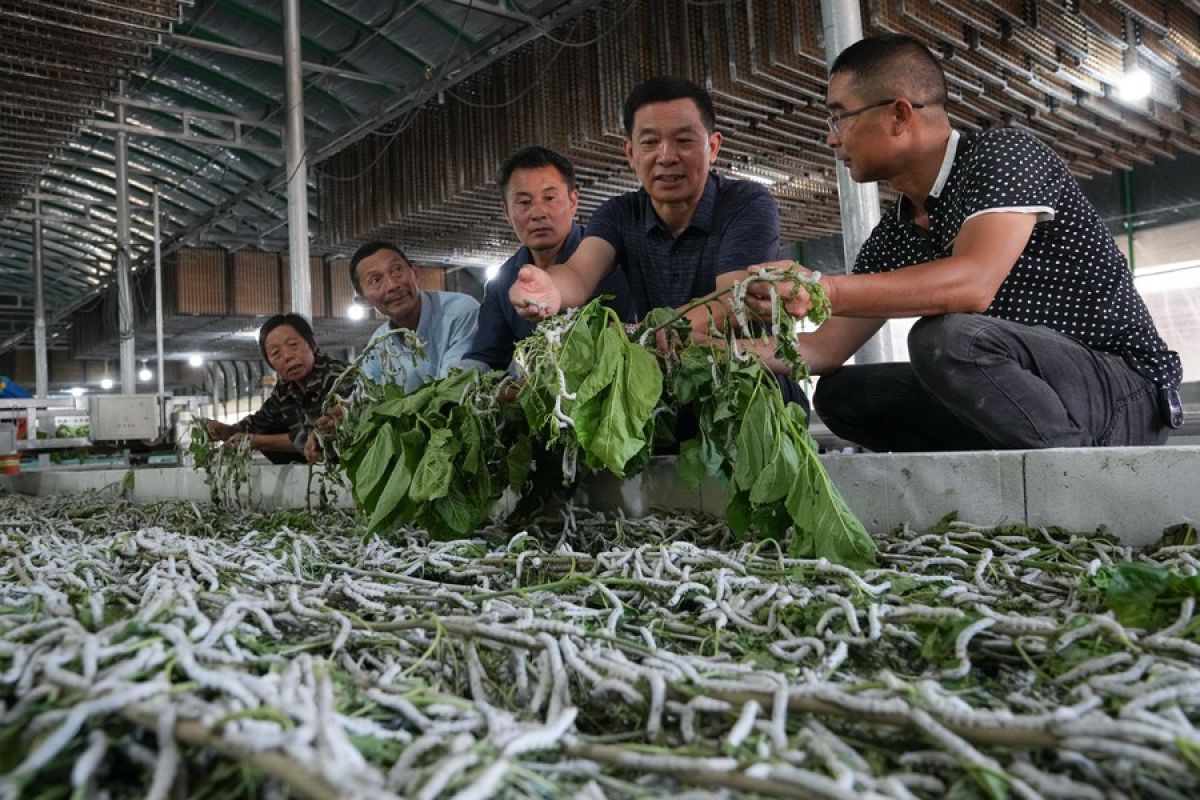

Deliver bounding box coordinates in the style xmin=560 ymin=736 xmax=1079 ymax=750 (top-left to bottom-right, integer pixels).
xmin=68 ymin=387 xmax=85 ymax=397
xmin=138 ymin=366 xmax=152 ymax=381
xmin=728 ymin=170 xmax=778 ymax=187
xmin=347 ymin=303 xmax=366 ymax=320
xmin=1118 ymin=68 xmax=1151 ymax=102
xmin=99 ymin=378 xmax=113 ymax=390
xmin=188 ymin=354 xmax=204 ymax=367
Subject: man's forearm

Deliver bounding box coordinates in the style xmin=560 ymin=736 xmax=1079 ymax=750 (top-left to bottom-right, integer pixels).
xmin=546 ymin=262 xmax=598 ymax=309
xmin=824 ymin=264 xmax=991 ymax=318
xmin=249 ymin=432 xmax=299 ymax=453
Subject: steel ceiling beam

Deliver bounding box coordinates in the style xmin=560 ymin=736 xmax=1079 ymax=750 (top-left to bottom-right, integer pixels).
xmin=438 ymin=0 xmax=529 ymax=23
xmin=165 ymin=32 xmax=407 ymax=89
xmin=157 ymin=0 xmax=608 ymax=257
xmin=89 ymin=121 xmax=283 ymax=155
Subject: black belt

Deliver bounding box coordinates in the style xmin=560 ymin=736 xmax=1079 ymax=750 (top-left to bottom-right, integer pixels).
xmin=1159 ymin=386 xmax=1184 ymax=429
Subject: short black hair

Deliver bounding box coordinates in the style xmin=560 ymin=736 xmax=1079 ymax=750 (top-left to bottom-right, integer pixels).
xmin=258 ymin=313 xmax=317 ymax=362
xmin=830 ymin=35 xmax=947 ymax=107
xmin=348 ymin=241 xmax=411 ymax=295
xmin=497 ymin=146 xmax=577 ymax=200
xmin=622 ymin=76 xmax=717 ymax=136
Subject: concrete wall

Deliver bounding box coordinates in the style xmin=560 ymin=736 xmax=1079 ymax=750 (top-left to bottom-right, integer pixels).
xmin=8 ymin=447 xmax=1195 ymax=547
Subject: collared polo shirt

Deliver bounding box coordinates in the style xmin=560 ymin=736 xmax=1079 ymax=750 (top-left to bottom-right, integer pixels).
xmin=464 ymin=222 xmax=637 ymax=370
xmin=361 ymin=290 xmax=479 ymax=391
xmin=584 ymin=172 xmax=781 ymax=318
xmin=854 ymin=128 xmax=1181 ymax=388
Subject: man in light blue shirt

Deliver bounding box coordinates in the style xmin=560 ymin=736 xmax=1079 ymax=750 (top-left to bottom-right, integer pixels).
xmin=350 ymin=241 xmax=479 ymax=391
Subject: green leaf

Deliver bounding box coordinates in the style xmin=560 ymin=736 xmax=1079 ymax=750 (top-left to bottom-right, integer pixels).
xmin=506 ymin=434 xmax=533 ymax=492
xmin=559 ymin=309 xmax=602 ymax=392
xmin=678 ymin=439 xmax=707 ymax=488
xmin=1103 ymin=563 xmax=1170 ymax=628
xmin=750 ymin=499 xmax=791 ymax=539
xmin=640 ymin=306 xmax=678 ymax=331
xmin=352 ymin=422 xmax=396 ymax=505
xmin=573 ymin=323 xmax=622 ymax=409
xmin=727 ymin=490 xmax=752 ymax=537
xmin=367 ymin=436 xmax=417 ymax=532
xmin=373 ymin=383 xmax=434 ymax=418
xmin=576 ymin=327 xmax=662 ymax=477
xmin=750 ymin=430 xmax=798 ymax=506
xmin=410 ymin=429 xmax=457 ymax=503
xmin=1097 ymin=562 xmax=1200 ymax=629
xmin=433 ymin=483 xmax=481 ymax=538
xmin=784 ymin=427 xmax=876 ymax=570
xmin=731 ymin=387 xmax=766 ymax=492
xmin=673 ymin=345 xmax=716 ymax=405
xmin=427 ymin=368 xmax=479 ymax=411
xmin=459 ymin=411 xmax=483 ymax=475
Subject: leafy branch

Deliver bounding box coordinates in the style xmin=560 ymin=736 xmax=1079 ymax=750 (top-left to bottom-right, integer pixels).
xmin=338 ymin=290 xmax=874 ymax=570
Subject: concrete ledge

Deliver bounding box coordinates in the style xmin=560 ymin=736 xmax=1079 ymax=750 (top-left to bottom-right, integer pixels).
xmin=4 ymin=447 xmax=1198 ymax=547
xmin=1025 ymin=447 xmax=1198 ymax=547
xmin=0 ymin=465 xmax=352 ymax=510
xmin=820 ymin=450 xmax=1026 ymax=534
xmin=577 ymin=448 xmax=1198 ymax=546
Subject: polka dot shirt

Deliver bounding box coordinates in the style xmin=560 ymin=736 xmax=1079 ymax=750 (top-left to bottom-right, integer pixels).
xmin=854 ymin=128 xmax=1182 ymax=389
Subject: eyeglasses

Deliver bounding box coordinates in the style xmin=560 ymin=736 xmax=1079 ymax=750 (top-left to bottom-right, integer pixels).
xmin=826 ymin=99 xmax=926 ymax=134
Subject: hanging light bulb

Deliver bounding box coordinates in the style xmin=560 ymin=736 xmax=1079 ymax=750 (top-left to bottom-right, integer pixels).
xmin=1118 ymin=67 xmax=1151 ymax=101
xmin=138 ymin=361 xmax=152 ymax=382
xmin=347 ymin=303 xmax=366 ymax=320
xmin=1119 ymin=15 xmax=1152 ymax=103
xmin=188 ymin=354 xmax=204 ymax=368
xmin=100 ymin=378 xmax=113 ymax=390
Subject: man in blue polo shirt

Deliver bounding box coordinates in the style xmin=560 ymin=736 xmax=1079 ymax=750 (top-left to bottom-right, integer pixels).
xmin=463 ymin=146 xmax=635 ymax=372
xmin=508 ymin=76 xmax=781 ymax=339
xmin=350 ymin=241 xmax=478 ymax=391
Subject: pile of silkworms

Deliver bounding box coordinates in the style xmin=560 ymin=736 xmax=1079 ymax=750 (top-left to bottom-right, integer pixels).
xmin=1 ymin=490 xmax=1197 ymax=799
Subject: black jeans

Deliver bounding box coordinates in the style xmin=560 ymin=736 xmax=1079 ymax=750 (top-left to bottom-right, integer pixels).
xmin=813 ymin=314 xmax=1167 ymax=452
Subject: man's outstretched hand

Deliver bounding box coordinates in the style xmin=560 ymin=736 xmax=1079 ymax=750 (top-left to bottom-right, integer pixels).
xmin=509 ymin=266 xmax=563 ymax=321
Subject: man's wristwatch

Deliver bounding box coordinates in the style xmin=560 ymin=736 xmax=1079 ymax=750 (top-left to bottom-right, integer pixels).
xmin=1158 ymin=387 xmax=1184 ymax=430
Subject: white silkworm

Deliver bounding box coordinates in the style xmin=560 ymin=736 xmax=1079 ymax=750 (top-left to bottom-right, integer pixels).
xmin=726 ymin=699 xmax=760 ymax=749
xmin=943 ymin=617 xmax=997 ymax=680
xmin=69 ymin=729 xmax=108 ymax=791
xmin=145 ymin=706 xmax=180 ymax=800
xmin=503 ymin=707 xmax=578 ymax=756
xmin=447 ymin=759 xmax=509 ymax=800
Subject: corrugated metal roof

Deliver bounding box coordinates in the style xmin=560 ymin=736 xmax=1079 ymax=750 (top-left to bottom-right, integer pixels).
xmin=0 ymin=0 xmax=604 ymax=347
xmin=4 ymin=0 xmax=1200 ymax=359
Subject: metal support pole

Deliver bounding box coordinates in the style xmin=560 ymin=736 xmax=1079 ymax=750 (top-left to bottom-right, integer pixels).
xmin=282 ymin=0 xmax=312 ymax=318
xmin=33 ymin=196 xmax=48 ymax=399
xmin=153 ymin=186 xmax=166 ymax=426
xmin=115 ymin=82 xmax=137 ymax=391
xmin=820 ymin=0 xmax=887 ymax=364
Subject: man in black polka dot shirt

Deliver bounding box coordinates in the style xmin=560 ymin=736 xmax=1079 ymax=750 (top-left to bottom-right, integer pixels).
xmin=746 ymin=34 xmax=1182 ymax=451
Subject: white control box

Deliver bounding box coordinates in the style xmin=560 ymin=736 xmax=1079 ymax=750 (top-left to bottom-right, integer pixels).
xmin=88 ymin=395 xmax=160 ymax=441
xmin=0 ymin=423 xmax=15 ymax=456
